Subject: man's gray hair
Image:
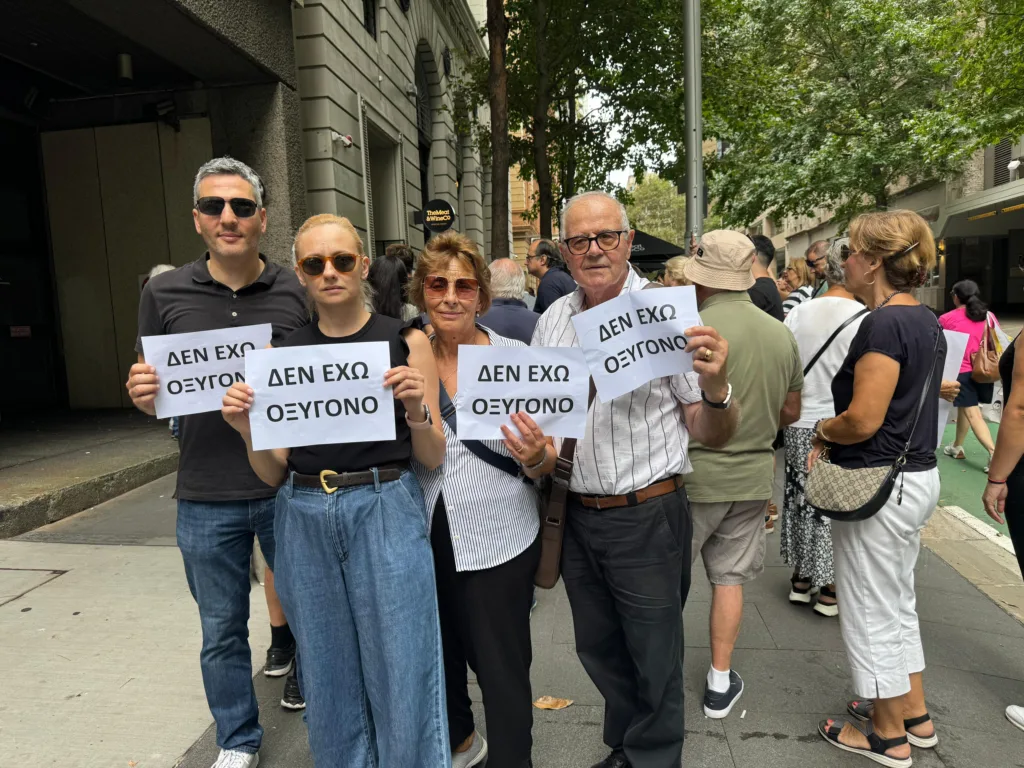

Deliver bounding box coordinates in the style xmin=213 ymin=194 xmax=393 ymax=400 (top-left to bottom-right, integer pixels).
xmin=559 ymin=191 xmax=630 ymax=235
xmin=489 ymin=258 xmax=526 ymax=299
xmin=193 ymin=156 xmax=264 ymax=208
xmin=825 ymin=237 xmax=848 ymax=286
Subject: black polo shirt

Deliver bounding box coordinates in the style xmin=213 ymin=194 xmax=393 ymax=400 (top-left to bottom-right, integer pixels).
xmin=135 ymin=254 xmax=308 ymax=501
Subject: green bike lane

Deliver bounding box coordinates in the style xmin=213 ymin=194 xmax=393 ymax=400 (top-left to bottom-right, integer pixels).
xmin=937 ymin=421 xmax=1010 ymax=538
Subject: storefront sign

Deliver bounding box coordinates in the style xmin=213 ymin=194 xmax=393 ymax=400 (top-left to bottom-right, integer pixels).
xmin=424 ymin=198 xmax=455 ymax=233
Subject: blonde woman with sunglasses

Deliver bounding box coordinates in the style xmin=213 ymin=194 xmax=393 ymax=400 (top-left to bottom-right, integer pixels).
xmin=221 ymin=214 xmax=448 ymax=767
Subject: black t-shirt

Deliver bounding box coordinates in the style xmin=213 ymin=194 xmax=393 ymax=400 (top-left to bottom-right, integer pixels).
xmin=534 ymin=268 xmax=577 ymax=314
xmin=829 ymin=304 xmax=945 ymax=471
xmin=747 ymin=277 xmax=785 ymax=321
xmin=279 ymin=314 xmax=414 ymax=475
xmin=135 ymin=255 xmax=308 ymax=501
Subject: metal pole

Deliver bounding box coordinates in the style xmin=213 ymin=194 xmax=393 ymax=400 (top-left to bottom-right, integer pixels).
xmin=683 ymin=0 xmax=704 ymax=241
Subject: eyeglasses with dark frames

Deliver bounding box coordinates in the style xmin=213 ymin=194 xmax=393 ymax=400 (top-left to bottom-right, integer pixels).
xmin=196 ymin=196 xmax=259 ymax=218
xmin=297 ymin=253 xmax=359 ymax=276
xmin=562 ymin=230 xmax=629 ymax=256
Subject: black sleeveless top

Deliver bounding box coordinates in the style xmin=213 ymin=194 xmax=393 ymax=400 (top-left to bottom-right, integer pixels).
xmin=277 ymin=314 xmax=413 ymax=474
xmin=1001 ymin=333 xmax=1018 ymax=402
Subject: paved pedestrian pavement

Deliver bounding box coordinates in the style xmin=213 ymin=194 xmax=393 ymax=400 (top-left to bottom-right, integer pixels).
xmin=3 ymin=474 xmax=1024 ymax=767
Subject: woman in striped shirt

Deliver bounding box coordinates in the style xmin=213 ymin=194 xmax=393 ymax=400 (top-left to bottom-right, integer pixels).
xmin=410 ymin=231 xmax=555 ymax=768
xmin=780 ymin=258 xmax=816 ymax=316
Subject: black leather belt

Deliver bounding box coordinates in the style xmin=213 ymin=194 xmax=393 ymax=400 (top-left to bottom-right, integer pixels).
xmin=293 ymin=463 xmax=408 ymax=494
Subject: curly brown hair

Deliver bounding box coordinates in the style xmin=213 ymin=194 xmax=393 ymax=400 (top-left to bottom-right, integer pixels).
xmin=409 ymin=231 xmax=492 ymax=315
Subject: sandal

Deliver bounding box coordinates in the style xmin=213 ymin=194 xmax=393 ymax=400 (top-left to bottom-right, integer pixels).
xmin=788 ymin=575 xmax=817 ymax=605
xmin=848 ymin=700 xmax=938 ymax=748
xmin=818 ymin=718 xmax=912 ymax=767
xmin=814 ymin=585 xmax=839 ymax=617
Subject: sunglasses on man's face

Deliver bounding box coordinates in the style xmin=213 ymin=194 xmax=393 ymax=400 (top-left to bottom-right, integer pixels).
xmin=424 ymin=274 xmax=480 ymax=300
xmin=196 ymin=196 xmax=259 ymax=218
xmin=298 ymin=253 xmax=359 ymax=276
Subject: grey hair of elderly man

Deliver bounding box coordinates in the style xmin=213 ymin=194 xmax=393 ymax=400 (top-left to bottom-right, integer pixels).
xmin=825 ymin=238 xmax=849 ymax=286
xmin=489 ymin=258 xmax=526 ymax=300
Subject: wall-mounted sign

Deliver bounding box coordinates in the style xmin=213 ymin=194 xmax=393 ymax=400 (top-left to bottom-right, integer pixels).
xmin=424 ymin=199 xmax=455 ymax=233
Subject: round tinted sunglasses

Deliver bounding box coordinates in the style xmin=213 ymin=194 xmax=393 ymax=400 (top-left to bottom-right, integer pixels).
xmin=298 ymin=253 xmax=359 ymax=276
xmin=424 ymin=274 xmax=480 ymax=300
xmin=196 ymin=196 xmax=259 ymax=218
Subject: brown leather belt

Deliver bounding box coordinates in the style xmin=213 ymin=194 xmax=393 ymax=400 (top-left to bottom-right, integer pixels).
xmin=292 ymin=464 xmax=408 ymax=494
xmin=573 ymin=475 xmax=684 ymax=510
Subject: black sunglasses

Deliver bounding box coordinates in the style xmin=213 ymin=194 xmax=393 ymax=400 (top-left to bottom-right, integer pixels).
xmin=297 ymin=253 xmax=359 ymax=276
xmin=196 ymin=196 xmax=259 ymax=218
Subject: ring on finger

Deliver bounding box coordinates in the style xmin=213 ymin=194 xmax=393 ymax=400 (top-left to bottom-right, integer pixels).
xmin=703 ymin=348 xmax=714 ymax=362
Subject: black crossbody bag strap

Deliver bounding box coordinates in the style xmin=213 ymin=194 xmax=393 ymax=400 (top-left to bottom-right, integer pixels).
xmin=438 ymin=382 xmax=522 ymax=478
xmin=901 ymin=323 xmax=945 ymax=458
xmin=803 ymin=308 xmax=869 ymax=377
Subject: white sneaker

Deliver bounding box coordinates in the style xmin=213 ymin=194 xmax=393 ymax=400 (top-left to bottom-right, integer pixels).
xmin=1007 ymin=705 xmax=1024 ymax=732
xmin=211 ymin=749 xmax=259 ymax=768
xmin=943 ymin=444 xmax=965 ymax=459
xmin=452 ymin=731 xmax=488 ymax=768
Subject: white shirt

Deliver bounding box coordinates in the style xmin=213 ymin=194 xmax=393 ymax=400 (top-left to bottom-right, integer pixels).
xmin=414 ymin=328 xmax=540 ymax=572
xmin=531 ymin=269 xmax=702 ymax=495
xmin=784 ymin=296 xmax=867 ymax=429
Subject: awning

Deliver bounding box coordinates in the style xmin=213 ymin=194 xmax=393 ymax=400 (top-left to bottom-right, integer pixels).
xmin=630 ymin=230 xmax=686 ymax=260
xmin=935 ymin=178 xmax=1024 ymax=239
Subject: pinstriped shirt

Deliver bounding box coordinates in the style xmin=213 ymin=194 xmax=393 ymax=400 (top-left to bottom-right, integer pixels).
xmin=531 ymin=269 xmax=703 ymax=495
xmin=414 ymin=327 xmax=541 ymax=572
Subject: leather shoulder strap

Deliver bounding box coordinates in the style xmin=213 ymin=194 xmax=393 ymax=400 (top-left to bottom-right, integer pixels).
xmin=901 ymin=323 xmax=944 ymax=455
xmin=437 ymin=381 xmax=521 ymax=478
xmin=803 ymin=308 xmax=869 ymax=377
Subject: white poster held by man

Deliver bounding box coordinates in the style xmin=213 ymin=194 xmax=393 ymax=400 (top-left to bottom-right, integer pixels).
xmin=937 ymin=330 xmax=970 ymax=448
xmin=456 ymin=346 xmax=590 ymax=439
xmin=245 ymin=342 xmax=396 ymax=451
xmin=141 ymin=324 xmax=273 ymax=419
xmin=572 ymin=285 xmax=702 ymax=402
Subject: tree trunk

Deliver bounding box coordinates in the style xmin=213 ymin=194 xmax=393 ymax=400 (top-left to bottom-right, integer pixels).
xmin=487 ymin=0 xmax=510 ymax=261
xmin=532 ymin=0 xmax=554 ymax=239
xmin=563 ymin=78 xmax=577 ymax=205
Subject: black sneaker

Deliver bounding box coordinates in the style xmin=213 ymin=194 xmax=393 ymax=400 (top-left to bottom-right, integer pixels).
xmin=703 ymin=670 xmax=744 ymax=719
xmin=589 ymin=750 xmax=630 ymax=768
xmin=264 ymin=642 xmax=295 ymax=678
xmin=281 ymin=667 xmax=305 ymax=711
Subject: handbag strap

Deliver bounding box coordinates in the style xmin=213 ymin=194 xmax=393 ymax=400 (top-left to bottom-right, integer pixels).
xmin=438 ymin=382 xmax=521 ymax=478
xmin=900 ymin=323 xmax=944 ymax=457
xmin=803 ymin=308 xmax=869 ymax=376
xmin=551 ymin=378 xmax=597 ymax=487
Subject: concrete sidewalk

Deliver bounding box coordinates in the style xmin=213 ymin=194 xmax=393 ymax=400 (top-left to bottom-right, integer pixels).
xmin=2 ymin=475 xmax=1023 ymax=767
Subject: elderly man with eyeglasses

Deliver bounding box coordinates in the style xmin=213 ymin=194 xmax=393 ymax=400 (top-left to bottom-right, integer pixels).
xmin=531 ymin=191 xmax=738 ymax=768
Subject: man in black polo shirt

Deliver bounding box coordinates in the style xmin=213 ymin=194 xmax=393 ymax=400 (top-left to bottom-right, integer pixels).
xmin=126 ymin=157 xmax=307 ymax=768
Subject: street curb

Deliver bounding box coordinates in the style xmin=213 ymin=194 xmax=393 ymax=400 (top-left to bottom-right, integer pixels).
xmin=0 ymin=451 xmax=179 ymax=539
xmin=942 ymin=504 xmax=1016 ymax=555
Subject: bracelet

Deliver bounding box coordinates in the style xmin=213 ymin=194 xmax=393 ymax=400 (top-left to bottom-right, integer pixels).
xmin=525 ymin=451 xmax=548 ymax=471
xmin=814 ymin=418 xmax=832 ymax=443
xmin=405 ymin=409 xmax=432 ymax=430
xmin=987 ymin=478 xmax=1007 ymax=485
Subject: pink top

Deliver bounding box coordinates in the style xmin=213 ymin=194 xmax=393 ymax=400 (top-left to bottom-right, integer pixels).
xmin=938 ymin=306 xmax=995 ymax=374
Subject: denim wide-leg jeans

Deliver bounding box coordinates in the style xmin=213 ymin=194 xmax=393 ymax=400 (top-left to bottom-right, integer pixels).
xmin=274 ymin=470 xmax=448 ymax=768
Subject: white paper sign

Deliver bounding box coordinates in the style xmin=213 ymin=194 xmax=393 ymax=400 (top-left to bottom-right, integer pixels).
xmin=142 ymin=324 xmax=273 ymax=419
xmin=937 ymin=330 xmax=969 ymax=448
xmin=456 ymin=346 xmax=590 ymax=439
xmin=571 ymin=285 xmax=702 ymax=402
xmin=246 ymin=342 xmax=396 ymax=451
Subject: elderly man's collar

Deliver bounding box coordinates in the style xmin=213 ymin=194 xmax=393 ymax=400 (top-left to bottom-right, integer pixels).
xmin=572 ymin=267 xmax=646 ymax=313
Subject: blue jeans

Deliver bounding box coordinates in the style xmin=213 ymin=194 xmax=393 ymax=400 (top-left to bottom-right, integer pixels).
xmin=274 ymin=471 xmax=448 ymax=768
xmin=177 ymin=496 xmax=277 ymax=755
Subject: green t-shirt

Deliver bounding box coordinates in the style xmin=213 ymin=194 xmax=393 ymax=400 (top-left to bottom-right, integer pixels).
xmin=685 ymin=291 xmax=803 ymax=502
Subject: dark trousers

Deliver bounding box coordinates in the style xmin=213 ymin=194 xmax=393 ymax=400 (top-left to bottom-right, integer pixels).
xmin=431 ymin=497 xmax=541 ymax=768
xmin=1007 ymin=464 xmax=1024 ymax=576
xmin=561 ymin=486 xmax=691 ymax=768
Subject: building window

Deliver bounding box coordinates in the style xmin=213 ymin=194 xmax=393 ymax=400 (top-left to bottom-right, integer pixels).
xmin=399 ymin=0 xmax=410 ymax=11
xmin=995 ymin=138 xmax=1013 ymax=187
xmin=363 ymin=0 xmax=377 ymax=38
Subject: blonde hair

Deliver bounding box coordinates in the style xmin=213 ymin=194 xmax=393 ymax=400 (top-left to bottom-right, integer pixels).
xmin=410 ymin=231 xmax=492 ymax=314
xmin=786 ymin=257 xmax=813 ymax=289
xmin=849 ymin=210 xmax=936 ymax=291
xmin=663 ymin=256 xmax=693 ymax=286
xmin=291 ymin=213 xmax=372 ymax=309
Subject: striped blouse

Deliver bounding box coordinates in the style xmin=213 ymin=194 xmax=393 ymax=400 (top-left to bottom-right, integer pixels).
xmin=413 ymin=326 xmax=540 ymax=572
xmin=783 ymin=284 xmax=814 ymax=316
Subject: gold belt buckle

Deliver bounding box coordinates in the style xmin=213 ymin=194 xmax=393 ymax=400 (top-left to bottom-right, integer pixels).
xmin=320 ymin=470 xmax=339 ymax=494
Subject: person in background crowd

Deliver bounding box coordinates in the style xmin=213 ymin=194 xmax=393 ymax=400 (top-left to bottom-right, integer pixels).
xmin=390 ymin=241 xmax=415 ymax=275
xmin=780 ymin=258 xmax=816 ymax=316
xmin=478 ymin=257 xmax=539 ymax=344
xmin=662 ymin=255 xmax=694 ymax=287
xmin=533 ymin=191 xmax=737 ymax=768
xmin=369 ymin=245 xmax=419 ymax=321
xmin=412 ymin=232 xmax=550 ymax=768
xmin=811 ymin=210 xmax=944 ymax=767
xmin=940 ymin=279 xmax=1001 ymax=470
xmin=221 ymin=213 xmax=448 ymax=768
xmin=780 ymin=238 xmax=866 ymax=618
xmin=982 ymin=329 xmax=1024 ymax=734
xmin=806 ymin=240 xmax=830 ymax=297
xmin=683 ymin=231 xmax=803 ymax=720
xmin=126 ymin=157 xmax=308 ymax=768
xmin=526 ymin=237 xmax=576 ymax=314
xmin=746 ymin=234 xmax=784 ymax=321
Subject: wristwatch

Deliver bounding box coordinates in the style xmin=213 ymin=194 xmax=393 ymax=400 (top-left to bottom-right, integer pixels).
xmin=406 ymin=404 xmax=433 ymax=429
xmin=701 ymin=383 xmax=733 ymax=409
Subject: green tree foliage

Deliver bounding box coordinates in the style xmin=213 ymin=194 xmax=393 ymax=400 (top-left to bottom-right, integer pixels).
xmin=625 ymin=175 xmax=688 ymax=246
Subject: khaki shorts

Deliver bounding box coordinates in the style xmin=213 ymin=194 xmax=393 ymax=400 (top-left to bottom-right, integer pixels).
xmin=690 ymin=499 xmax=768 ymax=586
